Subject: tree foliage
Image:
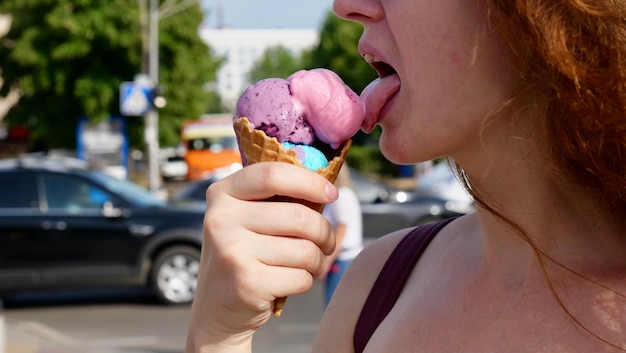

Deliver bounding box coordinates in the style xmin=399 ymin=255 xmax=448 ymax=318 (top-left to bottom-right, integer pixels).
xmin=302 ymin=11 xmax=377 ymax=94
xmin=247 ymin=45 xmax=303 ymax=82
xmin=246 ymin=11 xmax=376 ymax=95
xmin=0 ymin=0 xmax=222 ymax=149
xmin=157 ymin=2 xmax=223 ymax=145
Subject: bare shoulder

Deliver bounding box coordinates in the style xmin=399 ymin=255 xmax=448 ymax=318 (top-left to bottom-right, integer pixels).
xmin=311 ymin=227 xmax=413 ymax=353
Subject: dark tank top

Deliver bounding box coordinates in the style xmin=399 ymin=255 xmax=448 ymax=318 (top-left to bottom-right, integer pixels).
xmin=353 ymin=218 xmax=456 ymax=353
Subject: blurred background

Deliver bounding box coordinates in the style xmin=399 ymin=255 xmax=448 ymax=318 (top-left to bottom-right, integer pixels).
xmin=0 ymin=1 xmax=472 ymax=352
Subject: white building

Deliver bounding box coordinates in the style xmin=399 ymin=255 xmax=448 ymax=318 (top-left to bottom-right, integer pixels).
xmin=198 ymin=28 xmax=319 ymax=109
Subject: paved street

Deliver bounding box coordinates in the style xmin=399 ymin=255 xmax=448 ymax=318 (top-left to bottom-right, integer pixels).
xmin=3 ymin=282 xmax=325 ymax=353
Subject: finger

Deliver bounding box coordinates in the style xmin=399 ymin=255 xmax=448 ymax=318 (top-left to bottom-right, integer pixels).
xmin=253 ymin=235 xmax=328 ymax=278
xmin=204 ymin=190 xmax=336 ymax=256
xmin=252 ymin=264 xmax=316 ymax=299
xmin=206 ymin=238 xmax=316 ymax=307
xmin=241 ymin=201 xmax=336 ymax=255
xmin=214 ymin=162 xmax=338 ymax=204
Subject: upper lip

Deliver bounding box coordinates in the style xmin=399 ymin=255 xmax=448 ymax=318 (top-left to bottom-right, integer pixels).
xmin=359 ymin=43 xmax=397 ymax=78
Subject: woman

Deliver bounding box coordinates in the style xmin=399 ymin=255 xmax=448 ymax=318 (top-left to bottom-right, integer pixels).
xmin=186 ymin=0 xmax=626 ymax=352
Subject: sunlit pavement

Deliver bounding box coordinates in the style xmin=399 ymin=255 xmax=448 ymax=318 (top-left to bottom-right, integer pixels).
xmin=5 ymin=312 xmax=173 ymax=353
xmin=3 ymin=283 xmax=326 ymax=353
xmin=3 ymin=288 xmax=179 ymax=353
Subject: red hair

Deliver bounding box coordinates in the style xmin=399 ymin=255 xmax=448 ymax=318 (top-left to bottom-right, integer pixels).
xmin=456 ymin=1 xmax=626 ymax=348
xmin=486 ymin=0 xmax=626 ymax=220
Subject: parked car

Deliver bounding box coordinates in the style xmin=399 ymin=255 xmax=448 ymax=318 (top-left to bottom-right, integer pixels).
xmin=172 ymin=166 xmax=474 ymax=239
xmin=172 ymin=176 xmax=219 ymax=204
xmin=160 ymin=155 xmax=188 ymax=181
xmin=0 ymin=155 xmax=206 ymax=304
xmin=349 ymin=166 xmax=473 ymax=238
xmin=413 ymin=162 xmax=474 ymax=215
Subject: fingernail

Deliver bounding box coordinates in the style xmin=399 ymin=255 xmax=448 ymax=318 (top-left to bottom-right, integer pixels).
xmin=325 ymin=182 xmax=338 ymax=201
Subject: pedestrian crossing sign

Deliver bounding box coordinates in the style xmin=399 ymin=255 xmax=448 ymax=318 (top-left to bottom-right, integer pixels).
xmin=120 ymin=82 xmax=153 ymax=116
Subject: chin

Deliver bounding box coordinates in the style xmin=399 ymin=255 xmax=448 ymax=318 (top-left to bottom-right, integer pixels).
xmin=379 ymin=132 xmax=438 ymax=165
xmin=379 ymin=135 xmax=415 ymax=165
xmin=381 ymin=151 xmax=421 ymax=165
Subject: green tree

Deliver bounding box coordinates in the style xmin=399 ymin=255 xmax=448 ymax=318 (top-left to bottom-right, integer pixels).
xmin=158 ymin=3 xmax=224 ymax=145
xmin=248 ymin=45 xmax=304 ymax=82
xmin=0 ymin=0 xmax=222 ymax=149
xmin=302 ymin=11 xmax=376 ymax=94
xmin=246 ymin=12 xmax=376 ymax=95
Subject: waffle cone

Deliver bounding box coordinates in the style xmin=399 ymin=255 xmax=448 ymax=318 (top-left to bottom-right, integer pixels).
xmin=233 ymin=117 xmax=352 ymax=316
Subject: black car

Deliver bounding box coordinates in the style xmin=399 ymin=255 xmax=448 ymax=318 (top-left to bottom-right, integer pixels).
xmin=0 ymin=156 xmax=206 ymax=304
xmin=347 ymin=167 xmax=473 ymax=238
xmin=172 ymin=176 xmax=219 ymax=204
xmin=172 ymin=167 xmax=473 ymax=239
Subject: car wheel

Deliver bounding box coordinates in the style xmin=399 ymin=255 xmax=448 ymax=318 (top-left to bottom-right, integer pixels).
xmin=150 ymin=245 xmax=200 ymax=305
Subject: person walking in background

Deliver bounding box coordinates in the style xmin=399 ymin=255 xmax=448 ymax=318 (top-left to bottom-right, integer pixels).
xmin=320 ymin=165 xmax=363 ymax=306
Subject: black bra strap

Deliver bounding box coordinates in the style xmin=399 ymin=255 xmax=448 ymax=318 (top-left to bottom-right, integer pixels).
xmin=353 ymin=218 xmax=456 ymax=353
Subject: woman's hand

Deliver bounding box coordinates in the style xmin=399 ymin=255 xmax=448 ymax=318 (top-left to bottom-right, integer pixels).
xmin=186 ymin=162 xmax=338 ymax=353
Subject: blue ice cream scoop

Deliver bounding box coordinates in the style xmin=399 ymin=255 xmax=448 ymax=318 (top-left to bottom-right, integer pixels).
xmin=281 ymin=142 xmax=329 ymax=171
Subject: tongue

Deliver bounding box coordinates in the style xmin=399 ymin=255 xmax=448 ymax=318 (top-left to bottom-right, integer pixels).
xmin=360 ymin=74 xmax=401 ymax=133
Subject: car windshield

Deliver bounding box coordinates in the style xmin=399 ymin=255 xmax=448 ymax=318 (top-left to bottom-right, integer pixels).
xmin=188 ymin=136 xmax=237 ymax=151
xmin=86 ymin=171 xmax=166 ymax=207
xmin=167 ymin=156 xmax=185 ymax=163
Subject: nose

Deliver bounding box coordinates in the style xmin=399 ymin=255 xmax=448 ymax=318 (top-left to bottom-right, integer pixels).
xmin=333 ymin=0 xmax=383 ymax=22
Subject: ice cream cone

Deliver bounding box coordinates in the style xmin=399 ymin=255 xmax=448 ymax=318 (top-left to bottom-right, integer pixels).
xmin=233 ymin=116 xmax=352 ymax=316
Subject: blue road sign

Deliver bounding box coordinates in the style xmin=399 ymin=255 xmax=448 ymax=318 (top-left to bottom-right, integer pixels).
xmin=120 ymin=82 xmax=152 ymax=116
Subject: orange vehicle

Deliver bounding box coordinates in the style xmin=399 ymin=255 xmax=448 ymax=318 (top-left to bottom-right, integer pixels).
xmin=181 ymin=115 xmax=242 ymax=180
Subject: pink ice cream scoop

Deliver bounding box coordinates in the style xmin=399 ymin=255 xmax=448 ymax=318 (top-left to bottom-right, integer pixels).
xmin=234 ymin=68 xmax=365 ymax=150
xmin=287 ymin=69 xmax=365 ymax=149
